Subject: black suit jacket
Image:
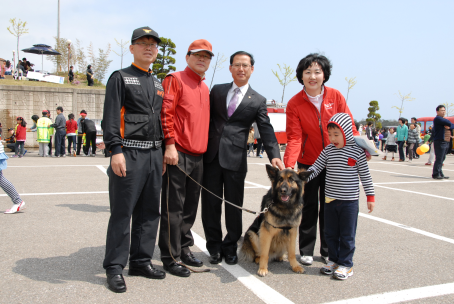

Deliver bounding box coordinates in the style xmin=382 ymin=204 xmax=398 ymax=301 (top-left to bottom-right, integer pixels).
xmin=205 ymin=82 xmax=280 ymax=172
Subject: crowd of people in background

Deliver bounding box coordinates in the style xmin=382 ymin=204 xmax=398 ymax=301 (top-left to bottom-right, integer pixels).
xmin=0 ymin=108 xmax=102 ymax=158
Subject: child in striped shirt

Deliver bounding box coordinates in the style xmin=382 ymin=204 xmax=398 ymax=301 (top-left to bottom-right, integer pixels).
xmin=306 ymin=113 xmax=375 ymax=280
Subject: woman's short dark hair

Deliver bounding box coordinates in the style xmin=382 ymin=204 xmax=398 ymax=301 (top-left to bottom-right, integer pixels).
xmin=68 ymin=113 xmax=75 ymax=120
xmin=6 ymin=60 xmax=11 ymax=68
xmin=296 ymin=53 xmax=332 ymax=86
xmin=436 ymin=105 xmax=445 ymax=111
xmin=31 ymin=115 xmax=39 ymax=122
xmin=230 ymin=51 xmax=255 ymax=66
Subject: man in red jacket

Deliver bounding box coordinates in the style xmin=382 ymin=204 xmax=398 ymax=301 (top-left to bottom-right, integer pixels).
xmin=284 ymin=53 xmax=360 ymax=266
xmin=159 ymin=39 xmax=213 ymax=277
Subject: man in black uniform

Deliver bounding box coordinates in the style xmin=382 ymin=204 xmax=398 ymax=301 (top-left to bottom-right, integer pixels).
xmin=80 ymin=115 xmax=97 ymax=156
xmin=87 ymin=65 xmax=94 ymax=86
xmin=102 ymin=26 xmax=166 ymax=293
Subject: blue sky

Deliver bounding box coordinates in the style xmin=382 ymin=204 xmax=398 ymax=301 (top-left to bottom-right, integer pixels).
xmin=2 ymin=0 xmax=453 ymax=120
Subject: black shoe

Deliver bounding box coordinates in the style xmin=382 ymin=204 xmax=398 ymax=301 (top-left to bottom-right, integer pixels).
xmin=209 ymin=252 xmax=222 ymax=264
xmin=106 ymin=274 xmax=126 ymax=293
xmin=163 ymin=262 xmax=191 ymax=277
xmin=433 ymin=175 xmax=444 ymax=179
xmin=128 ymin=264 xmax=166 ymax=279
xmin=224 ymin=254 xmax=238 ymax=265
xmin=180 ymin=252 xmax=203 ymax=267
xmin=443 ymin=176 xmax=450 ymax=179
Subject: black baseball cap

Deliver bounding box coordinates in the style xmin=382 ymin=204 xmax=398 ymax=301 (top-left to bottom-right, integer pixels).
xmin=131 ymin=26 xmax=161 ymax=44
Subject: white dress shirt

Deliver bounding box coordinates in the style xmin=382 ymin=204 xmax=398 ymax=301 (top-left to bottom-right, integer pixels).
xmin=304 ymin=85 xmax=324 ymax=113
xmin=226 ymin=83 xmax=249 ymax=110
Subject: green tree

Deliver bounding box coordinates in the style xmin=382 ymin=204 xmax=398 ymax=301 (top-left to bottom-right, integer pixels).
xmin=87 ymin=42 xmax=113 ymax=83
xmin=272 ymin=64 xmax=297 ymax=103
xmin=366 ymin=100 xmax=381 ymax=128
xmin=7 ymin=18 xmax=29 ymax=69
xmin=345 ymin=77 xmax=357 ymax=103
xmin=152 ymin=37 xmax=176 ymax=82
xmin=48 ymin=38 xmax=87 ymax=74
xmin=392 ymin=91 xmax=415 ymax=119
xmin=112 ymin=38 xmax=129 ymax=69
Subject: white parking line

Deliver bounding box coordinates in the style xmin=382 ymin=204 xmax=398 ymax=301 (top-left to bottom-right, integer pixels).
xmin=370 ymin=161 xmax=454 ymax=172
xmin=368 ymin=169 xmax=430 ymax=179
xmin=374 ymin=180 xmax=454 ymax=185
xmin=323 ymin=282 xmax=454 ymax=304
xmin=0 ymin=191 xmax=108 ymax=197
xmin=192 ymin=232 xmax=294 ymax=304
xmin=374 ymin=184 xmax=454 ymax=201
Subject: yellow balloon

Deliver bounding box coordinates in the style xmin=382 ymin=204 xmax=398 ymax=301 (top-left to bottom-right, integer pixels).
xmin=420 ymin=144 xmax=430 ymax=153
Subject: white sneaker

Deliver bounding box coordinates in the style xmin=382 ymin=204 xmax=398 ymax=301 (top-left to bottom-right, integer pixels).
xmin=4 ymin=201 xmax=26 ymax=214
xmin=300 ymin=255 xmax=313 ymax=265
xmin=321 ymin=256 xmax=329 ymax=264
xmin=333 ymin=265 xmax=353 ymax=280
xmin=320 ymin=261 xmax=338 ymax=275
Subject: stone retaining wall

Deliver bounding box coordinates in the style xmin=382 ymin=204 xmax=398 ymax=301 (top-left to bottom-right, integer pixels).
xmin=0 ymin=85 xmax=105 ymax=148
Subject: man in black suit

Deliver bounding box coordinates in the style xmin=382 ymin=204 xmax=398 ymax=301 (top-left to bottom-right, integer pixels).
xmin=202 ymin=51 xmax=284 ymax=265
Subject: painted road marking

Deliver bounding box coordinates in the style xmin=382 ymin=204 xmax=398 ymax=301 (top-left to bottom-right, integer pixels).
xmin=374 ymin=180 xmax=454 ymax=185
xmin=0 ymin=191 xmax=108 ymax=197
xmin=371 ymin=161 xmax=454 ymax=171
xmin=323 ymin=282 xmax=454 ymax=304
xmin=368 ymin=169 xmax=430 ymax=179
xmin=192 ymin=232 xmax=294 ymax=304
xmin=374 ymin=184 xmax=454 ymax=201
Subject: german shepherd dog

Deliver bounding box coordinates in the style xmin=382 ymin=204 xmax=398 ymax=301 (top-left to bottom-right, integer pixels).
xmin=239 ymin=165 xmax=311 ymax=277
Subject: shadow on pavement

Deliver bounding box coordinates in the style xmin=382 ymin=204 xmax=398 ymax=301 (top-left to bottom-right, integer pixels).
xmin=13 ymin=246 xmax=106 ymax=285
xmin=56 ymin=204 xmax=109 ymax=213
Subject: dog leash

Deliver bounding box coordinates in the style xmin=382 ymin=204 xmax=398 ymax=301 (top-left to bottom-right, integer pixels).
xmin=175 ymin=165 xmax=269 ymax=216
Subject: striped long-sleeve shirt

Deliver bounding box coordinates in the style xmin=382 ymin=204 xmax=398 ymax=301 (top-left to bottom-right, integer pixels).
xmin=307 ymin=113 xmax=375 ymax=202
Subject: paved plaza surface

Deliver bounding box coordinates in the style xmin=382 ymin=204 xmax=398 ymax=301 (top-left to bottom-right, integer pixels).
xmin=2 ymin=151 xmax=454 ymax=304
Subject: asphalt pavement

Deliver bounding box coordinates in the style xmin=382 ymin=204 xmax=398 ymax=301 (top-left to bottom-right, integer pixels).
xmin=1 ymin=151 xmax=454 ymax=304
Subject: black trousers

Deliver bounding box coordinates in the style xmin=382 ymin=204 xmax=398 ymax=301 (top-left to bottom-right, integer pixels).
xmin=85 ymin=132 xmax=97 ymax=155
xmin=433 ymin=140 xmax=450 ymax=178
xmin=48 ymin=136 xmax=53 ymax=155
xmin=159 ymin=151 xmax=203 ymax=266
xmin=297 ymin=162 xmax=328 ymax=257
xmin=256 ymin=138 xmax=263 ymax=156
xmin=54 ymin=129 xmax=66 ymax=156
xmin=76 ymin=134 xmax=83 ymax=155
xmin=201 ymin=154 xmax=247 ymax=256
xmin=103 ymin=148 xmax=162 ymax=275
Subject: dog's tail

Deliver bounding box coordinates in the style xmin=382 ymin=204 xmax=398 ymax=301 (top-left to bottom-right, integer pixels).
xmin=239 ymin=230 xmax=259 ymax=262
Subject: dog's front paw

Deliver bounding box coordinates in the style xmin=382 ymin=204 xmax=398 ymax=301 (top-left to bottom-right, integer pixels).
xmin=292 ymin=265 xmax=305 ymax=274
xmin=257 ymin=268 xmax=268 ymax=277
xmin=254 ymin=257 xmax=260 ymax=264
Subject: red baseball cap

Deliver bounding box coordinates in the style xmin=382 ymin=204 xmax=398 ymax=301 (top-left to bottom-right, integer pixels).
xmin=187 ymin=39 xmax=214 ymax=57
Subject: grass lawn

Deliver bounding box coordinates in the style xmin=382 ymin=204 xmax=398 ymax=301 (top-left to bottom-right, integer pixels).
xmin=0 ymin=79 xmax=105 ymax=90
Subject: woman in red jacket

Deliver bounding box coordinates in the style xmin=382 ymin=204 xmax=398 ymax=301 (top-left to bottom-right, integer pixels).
xmin=13 ymin=117 xmax=27 ymax=158
xmin=284 ymin=53 xmax=360 ymax=266
xmin=66 ymin=113 xmax=78 ymax=156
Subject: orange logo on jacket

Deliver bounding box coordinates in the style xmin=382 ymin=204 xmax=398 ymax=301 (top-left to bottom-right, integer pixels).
xmin=157 ymin=90 xmax=164 ymax=98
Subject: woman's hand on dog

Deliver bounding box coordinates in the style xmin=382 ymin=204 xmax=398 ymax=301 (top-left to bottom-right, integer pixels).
xmin=367 ymin=201 xmax=375 ymax=213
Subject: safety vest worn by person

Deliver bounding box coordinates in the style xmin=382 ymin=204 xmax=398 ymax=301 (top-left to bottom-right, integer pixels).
xmin=37 ymin=117 xmax=53 ymax=143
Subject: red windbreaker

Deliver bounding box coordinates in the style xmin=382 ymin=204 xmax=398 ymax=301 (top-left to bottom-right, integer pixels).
xmin=284 ymin=86 xmax=359 ymax=168
xmin=15 ymin=124 xmax=27 ymax=141
xmin=161 ymin=67 xmax=210 ymax=156
xmin=66 ymin=119 xmax=78 ymax=134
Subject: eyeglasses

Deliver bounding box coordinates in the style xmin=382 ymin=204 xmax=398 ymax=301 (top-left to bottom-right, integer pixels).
xmin=133 ymin=42 xmax=158 ymax=49
xmin=192 ymin=53 xmax=212 ymax=60
xmin=231 ymin=63 xmax=252 ymax=69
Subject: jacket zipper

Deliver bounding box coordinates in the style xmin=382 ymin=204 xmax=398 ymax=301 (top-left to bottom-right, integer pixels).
xmin=303 ymin=94 xmax=325 ymax=149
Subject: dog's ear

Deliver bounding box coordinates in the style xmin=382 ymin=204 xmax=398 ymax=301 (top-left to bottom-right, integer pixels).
xmin=266 ymin=164 xmax=279 ymax=182
xmin=298 ymin=169 xmax=312 ymax=182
